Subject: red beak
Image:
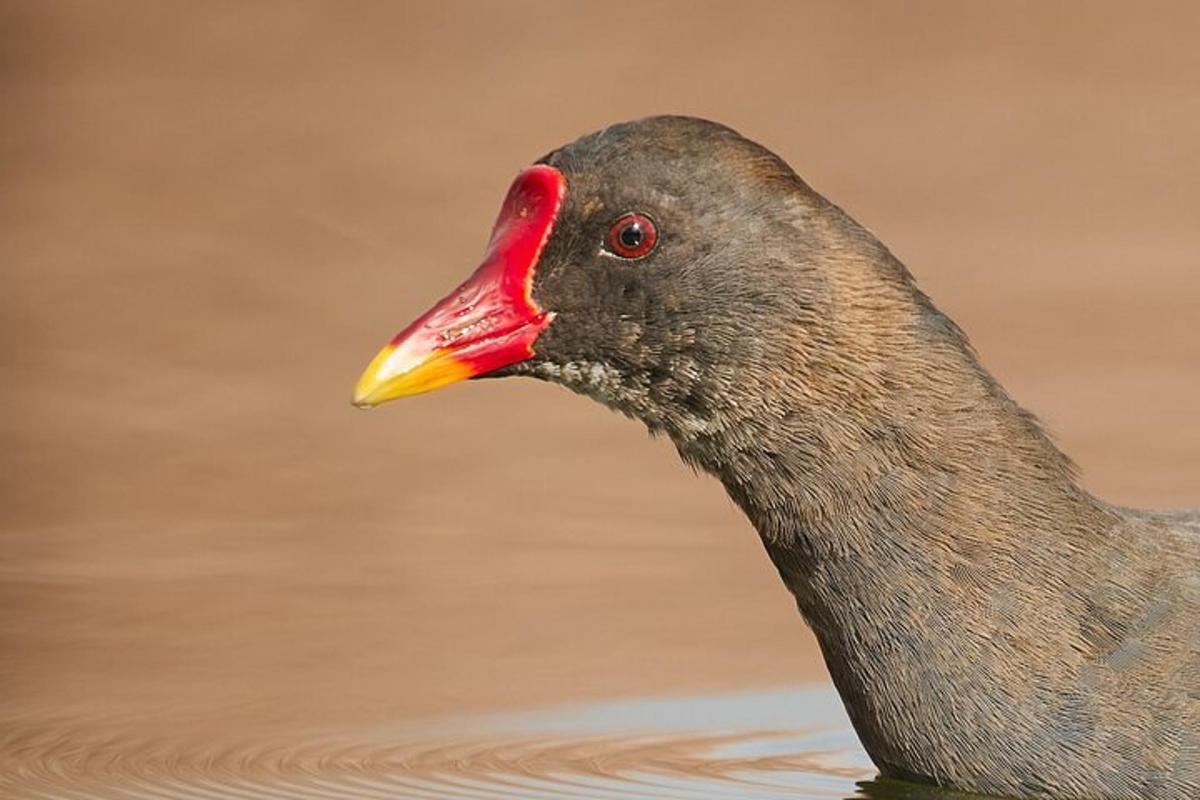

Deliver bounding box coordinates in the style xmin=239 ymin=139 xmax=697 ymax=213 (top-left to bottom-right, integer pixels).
xmin=353 ymin=165 xmax=566 ymax=406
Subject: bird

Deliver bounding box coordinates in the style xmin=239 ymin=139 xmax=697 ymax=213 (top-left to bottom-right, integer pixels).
xmin=352 ymin=116 xmax=1199 ymax=800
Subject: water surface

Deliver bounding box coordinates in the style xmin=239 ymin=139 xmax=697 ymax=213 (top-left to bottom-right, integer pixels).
xmin=4 ymin=687 xmax=998 ymax=800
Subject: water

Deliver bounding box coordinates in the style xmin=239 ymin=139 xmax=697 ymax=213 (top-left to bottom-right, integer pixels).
xmin=2 ymin=687 xmax=997 ymax=800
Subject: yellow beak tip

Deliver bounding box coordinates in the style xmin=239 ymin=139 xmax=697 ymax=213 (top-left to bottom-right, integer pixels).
xmin=351 ymin=344 xmax=477 ymax=409
xmin=351 ymin=371 xmax=387 ymax=409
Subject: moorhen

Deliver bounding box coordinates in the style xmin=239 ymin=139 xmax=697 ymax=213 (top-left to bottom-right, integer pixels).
xmin=352 ymin=116 xmax=1198 ymax=800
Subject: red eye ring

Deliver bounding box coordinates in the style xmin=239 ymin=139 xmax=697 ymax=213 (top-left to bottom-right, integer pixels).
xmin=606 ymin=213 xmax=658 ymax=260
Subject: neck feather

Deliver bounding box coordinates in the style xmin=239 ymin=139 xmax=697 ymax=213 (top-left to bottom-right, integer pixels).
xmin=654 ymin=285 xmax=1120 ymax=786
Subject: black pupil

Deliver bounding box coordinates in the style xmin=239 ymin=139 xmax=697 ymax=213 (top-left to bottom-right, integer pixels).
xmin=619 ymin=222 xmax=643 ymax=249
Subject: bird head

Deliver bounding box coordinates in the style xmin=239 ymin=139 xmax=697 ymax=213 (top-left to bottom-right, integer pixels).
xmin=353 ymin=116 xmax=852 ymax=437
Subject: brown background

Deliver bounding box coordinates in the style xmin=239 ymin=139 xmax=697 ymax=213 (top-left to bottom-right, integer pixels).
xmin=2 ymin=1 xmax=1198 ymax=745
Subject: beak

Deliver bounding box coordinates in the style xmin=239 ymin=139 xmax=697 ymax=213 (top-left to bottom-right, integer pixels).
xmin=353 ymin=165 xmax=566 ymax=407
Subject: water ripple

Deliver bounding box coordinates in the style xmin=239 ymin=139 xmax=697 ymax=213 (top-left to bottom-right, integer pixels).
xmin=2 ymin=688 xmax=878 ymax=800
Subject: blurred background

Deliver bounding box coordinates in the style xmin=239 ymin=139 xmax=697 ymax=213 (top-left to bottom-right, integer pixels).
xmin=2 ymin=0 xmax=1198 ymax=784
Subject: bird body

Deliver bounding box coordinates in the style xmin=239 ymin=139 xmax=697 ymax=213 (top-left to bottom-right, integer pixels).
xmin=355 ymin=116 xmax=1199 ymax=799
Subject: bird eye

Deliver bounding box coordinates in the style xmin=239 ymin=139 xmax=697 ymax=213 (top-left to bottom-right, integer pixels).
xmin=606 ymin=213 xmax=658 ymax=260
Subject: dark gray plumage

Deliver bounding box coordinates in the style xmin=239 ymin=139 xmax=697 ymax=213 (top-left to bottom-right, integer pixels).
xmin=490 ymin=116 xmax=1200 ymax=800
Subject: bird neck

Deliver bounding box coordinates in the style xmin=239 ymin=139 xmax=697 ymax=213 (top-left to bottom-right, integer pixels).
xmin=666 ymin=293 xmax=1112 ymax=588
xmin=680 ymin=349 xmax=1103 ymax=568
xmin=661 ymin=290 xmax=1119 ymax=782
